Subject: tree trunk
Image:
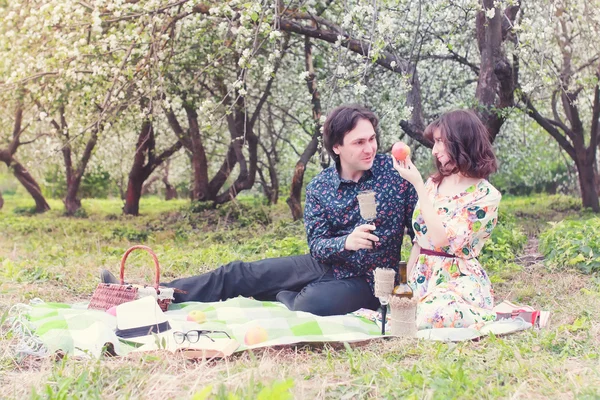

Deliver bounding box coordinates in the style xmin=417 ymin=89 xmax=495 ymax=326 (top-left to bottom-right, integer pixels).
xmin=213 ymin=107 xmax=259 ymax=204
xmin=62 ymin=125 xmax=99 ymax=216
xmin=123 ymin=177 xmax=145 ymax=215
xmin=124 ymin=120 xmax=153 ymax=216
xmin=474 ymin=1 xmax=519 ymax=142
xmin=167 ymin=106 xmax=210 ymax=201
xmin=141 ymin=175 xmax=160 ymax=195
xmin=190 ymin=149 xmax=210 ymax=201
xmin=163 ymin=159 xmax=177 ymax=200
xmin=124 ymin=118 xmax=182 ymax=215
xmin=595 ymin=155 xmax=600 ymax=196
xmin=287 ymin=36 xmax=322 ymax=220
xmin=521 ymin=91 xmax=599 ymax=213
xmin=185 ymin=105 xmax=210 ymax=201
xmin=268 ymin=160 xmax=279 ymax=205
xmin=0 ymin=154 xmax=50 ymax=213
xmin=208 ymin=144 xmax=237 ymax=199
xmin=0 ymin=191 xmax=3 ymax=210
xmin=258 ymin=167 xmax=278 ymax=205
xmin=64 ymin=185 xmax=82 ymax=215
xmin=164 ymin=178 xmax=177 ymax=200
xmin=576 ymin=159 xmax=600 ymax=212
xmin=212 ymin=57 xmax=283 ymax=205
xmin=63 ymin=181 xmax=82 ymax=215
xmin=165 ymin=40 xmax=287 ymax=206
xmin=287 ymin=158 xmax=312 ymax=220
xmin=0 ymin=105 xmax=50 ymax=213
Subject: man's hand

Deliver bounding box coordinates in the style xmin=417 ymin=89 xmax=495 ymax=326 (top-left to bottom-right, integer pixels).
xmin=344 ymin=224 xmax=379 ymax=251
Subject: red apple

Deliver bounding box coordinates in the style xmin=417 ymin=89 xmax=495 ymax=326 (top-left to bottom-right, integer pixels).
xmin=391 ymin=142 xmax=410 ymax=161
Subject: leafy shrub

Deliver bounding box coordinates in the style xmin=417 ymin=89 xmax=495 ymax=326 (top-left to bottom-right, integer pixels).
xmin=539 ymin=218 xmax=600 ymax=274
xmin=111 ymin=227 xmax=150 ymax=242
xmin=13 ymin=206 xmax=39 ymax=215
xmin=44 ymin=166 xmax=116 ymax=199
xmin=183 ymin=199 xmax=271 ymax=227
xmin=42 ymin=165 xmax=67 ymax=198
xmin=70 ymin=207 xmax=89 ymax=219
xmin=216 ymin=201 xmax=271 ymax=226
xmin=491 ymin=117 xmax=574 ymax=196
xmin=547 ymin=195 xmax=581 ymax=212
xmin=0 ymin=170 xmax=18 ymax=195
xmin=80 ymin=168 xmax=112 ymax=198
xmin=480 ymin=210 xmax=527 ymax=280
xmin=188 ymin=201 xmax=214 ymax=213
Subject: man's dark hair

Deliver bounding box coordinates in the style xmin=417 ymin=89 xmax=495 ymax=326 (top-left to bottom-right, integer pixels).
xmin=424 ymin=109 xmax=497 ymax=183
xmin=322 ymin=104 xmax=379 ymax=166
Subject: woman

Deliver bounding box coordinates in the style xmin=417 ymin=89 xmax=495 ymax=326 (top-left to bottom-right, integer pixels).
xmin=393 ymin=110 xmax=501 ymax=329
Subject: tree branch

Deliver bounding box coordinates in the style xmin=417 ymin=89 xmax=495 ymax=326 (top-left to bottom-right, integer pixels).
xmin=399 ymin=120 xmax=432 ymax=148
xmin=588 ymin=65 xmax=600 ymax=157
xmin=153 ymin=141 xmax=183 ymax=172
xmin=278 ymin=18 xmax=410 ymax=73
xmin=520 ymin=91 xmax=576 ymax=160
xmin=502 ymin=2 xmax=521 ymax=41
xmin=165 ymin=108 xmax=192 ymax=149
xmin=8 ymin=105 xmax=23 ymax=156
xmin=550 ymin=90 xmax=571 ymax=134
xmin=249 ymin=35 xmax=290 ymax=128
xmin=422 ymin=53 xmax=480 ymax=75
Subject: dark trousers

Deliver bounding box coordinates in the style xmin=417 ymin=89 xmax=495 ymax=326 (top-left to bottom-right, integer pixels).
xmin=164 ymin=254 xmax=380 ymax=316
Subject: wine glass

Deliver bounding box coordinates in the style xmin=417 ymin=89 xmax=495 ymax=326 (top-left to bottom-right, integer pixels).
xmin=357 ymin=190 xmax=377 ymax=248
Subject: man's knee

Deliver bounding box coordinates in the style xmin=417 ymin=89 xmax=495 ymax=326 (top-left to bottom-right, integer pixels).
xmin=291 ymin=277 xmax=378 ymax=316
xmin=292 ymin=285 xmax=354 ymax=316
xmin=292 ymin=295 xmax=338 ymax=316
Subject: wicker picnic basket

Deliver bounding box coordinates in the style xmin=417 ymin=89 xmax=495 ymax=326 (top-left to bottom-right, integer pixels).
xmin=88 ymin=245 xmax=174 ymax=312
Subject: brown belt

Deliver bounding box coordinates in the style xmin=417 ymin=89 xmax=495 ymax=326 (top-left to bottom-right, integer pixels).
xmin=420 ymin=248 xmax=456 ymax=258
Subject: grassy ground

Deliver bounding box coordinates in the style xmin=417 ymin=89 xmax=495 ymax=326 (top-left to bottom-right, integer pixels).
xmin=1 ymin=193 xmax=599 ymax=399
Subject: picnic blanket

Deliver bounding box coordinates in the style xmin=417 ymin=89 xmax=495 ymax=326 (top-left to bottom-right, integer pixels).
xmin=10 ymin=297 xmax=544 ymax=359
xmin=10 ymin=297 xmax=383 ymax=359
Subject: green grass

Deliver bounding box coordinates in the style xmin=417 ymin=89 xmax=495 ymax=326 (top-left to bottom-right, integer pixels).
xmin=539 ymin=218 xmax=600 ymax=274
xmin=1 ymin=193 xmax=599 ymax=399
xmin=500 ymin=194 xmax=590 ymax=235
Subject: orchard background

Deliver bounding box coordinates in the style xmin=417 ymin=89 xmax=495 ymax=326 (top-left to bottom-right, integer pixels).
xmin=1 ymin=0 xmax=600 ymax=398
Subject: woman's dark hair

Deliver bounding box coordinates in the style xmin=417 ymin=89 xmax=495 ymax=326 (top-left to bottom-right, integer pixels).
xmin=423 ymin=109 xmax=497 ymax=183
xmin=323 ymin=104 xmax=379 ymax=167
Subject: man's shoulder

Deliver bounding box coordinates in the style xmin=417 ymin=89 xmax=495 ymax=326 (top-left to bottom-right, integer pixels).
xmin=307 ymin=166 xmax=337 ymax=191
xmin=372 ymin=153 xmax=395 ymax=174
xmin=374 ymin=153 xmax=390 ymax=163
xmin=372 ymin=153 xmax=403 ymax=182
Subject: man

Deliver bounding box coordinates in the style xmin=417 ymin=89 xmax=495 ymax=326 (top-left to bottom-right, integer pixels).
xmin=101 ymin=104 xmax=417 ymax=316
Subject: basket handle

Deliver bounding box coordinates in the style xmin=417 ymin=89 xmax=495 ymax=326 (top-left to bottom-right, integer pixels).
xmin=120 ymin=245 xmax=161 ymax=290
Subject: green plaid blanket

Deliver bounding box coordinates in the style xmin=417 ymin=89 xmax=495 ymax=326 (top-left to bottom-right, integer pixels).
xmin=12 ymin=297 xmax=383 ymax=359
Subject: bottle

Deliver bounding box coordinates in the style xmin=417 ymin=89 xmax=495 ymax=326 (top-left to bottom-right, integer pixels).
xmin=392 ymin=261 xmax=413 ymax=299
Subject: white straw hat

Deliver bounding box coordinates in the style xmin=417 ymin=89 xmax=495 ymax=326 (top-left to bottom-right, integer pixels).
xmin=115 ymin=296 xmax=172 ymax=345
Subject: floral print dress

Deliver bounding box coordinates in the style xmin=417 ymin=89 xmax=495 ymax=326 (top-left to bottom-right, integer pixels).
xmin=410 ymin=178 xmax=502 ymax=329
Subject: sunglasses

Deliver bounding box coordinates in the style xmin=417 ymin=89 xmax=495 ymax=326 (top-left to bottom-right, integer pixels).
xmin=173 ymin=330 xmax=231 ymax=344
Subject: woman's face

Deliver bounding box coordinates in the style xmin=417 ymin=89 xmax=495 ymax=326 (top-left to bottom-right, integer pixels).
xmin=431 ymin=128 xmax=453 ymax=168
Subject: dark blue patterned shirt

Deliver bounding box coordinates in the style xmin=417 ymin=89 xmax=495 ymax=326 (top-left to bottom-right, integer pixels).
xmin=304 ymin=154 xmax=418 ymax=288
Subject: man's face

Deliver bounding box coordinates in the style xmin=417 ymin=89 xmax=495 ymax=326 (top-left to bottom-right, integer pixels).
xmin=333 ymin=118 xmax=377 ymax=176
